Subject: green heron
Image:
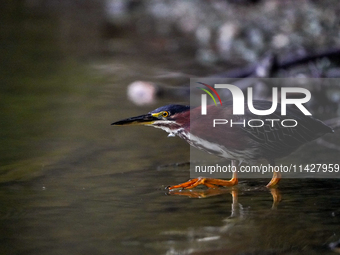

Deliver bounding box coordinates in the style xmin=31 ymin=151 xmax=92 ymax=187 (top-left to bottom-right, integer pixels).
xmin=112 ymin=101 xmax=333 ymax=189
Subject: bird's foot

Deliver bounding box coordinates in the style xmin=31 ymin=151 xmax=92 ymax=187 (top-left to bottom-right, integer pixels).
xmin=167 ymin=177 xmax=238 ymax=190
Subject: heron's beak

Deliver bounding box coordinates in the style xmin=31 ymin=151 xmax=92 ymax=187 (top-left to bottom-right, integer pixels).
xmin=111 ymin=114 xmax=158 ymax=126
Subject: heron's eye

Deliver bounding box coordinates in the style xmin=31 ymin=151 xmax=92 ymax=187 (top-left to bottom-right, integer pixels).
xmin=162 ymin=111 xmax=169 ymax=118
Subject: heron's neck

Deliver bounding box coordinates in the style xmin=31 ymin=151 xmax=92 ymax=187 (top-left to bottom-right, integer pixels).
xmin=148 ymin=121 xmax=184 ymax=137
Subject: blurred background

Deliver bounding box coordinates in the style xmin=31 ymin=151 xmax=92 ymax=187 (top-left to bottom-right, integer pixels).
xmin=1 ymin=1 xmax=340 ymax=254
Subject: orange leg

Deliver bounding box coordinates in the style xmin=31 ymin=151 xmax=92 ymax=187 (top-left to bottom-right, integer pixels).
xmin=167 ymin=178 xmax=215 ymax=190
xmin=168 ymin=162 xmax=238 ymax=190
xmin=266 ymin=170 xmax=281 ymax=188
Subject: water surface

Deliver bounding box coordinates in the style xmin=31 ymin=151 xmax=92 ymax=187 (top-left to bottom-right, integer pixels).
xmin=1 ymin=8 xmax=340 ymax=255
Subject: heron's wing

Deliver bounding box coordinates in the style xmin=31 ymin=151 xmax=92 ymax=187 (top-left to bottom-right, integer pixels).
xmin=240 ymin=101 xmax=332 ymax=158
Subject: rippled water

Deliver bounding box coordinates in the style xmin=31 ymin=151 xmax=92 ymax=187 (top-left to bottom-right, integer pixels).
xmin=1 ymin=7 xmax=340 ymax=255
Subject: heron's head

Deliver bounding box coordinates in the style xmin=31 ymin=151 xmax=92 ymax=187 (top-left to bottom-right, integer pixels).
xmin=111 ymin=104 xmax=190 ymax=134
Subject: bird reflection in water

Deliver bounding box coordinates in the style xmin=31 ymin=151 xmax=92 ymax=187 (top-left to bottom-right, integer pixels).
xmin=167 ymin=186 xmax=281 ymax=209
